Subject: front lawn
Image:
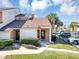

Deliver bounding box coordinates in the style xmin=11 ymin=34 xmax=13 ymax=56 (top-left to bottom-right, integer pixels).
xmin=54 ymin=37 xmax=69 ymax=44
xmin=5 ymin=51 xmax=79 ymax=59
xmin=48 ymin=44 xmax=79 ymax=51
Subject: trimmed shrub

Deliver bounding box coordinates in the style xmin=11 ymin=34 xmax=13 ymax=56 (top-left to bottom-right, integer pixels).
xmin=0 ymin=40 xmax=12 ymax=49
xmin=4 ymin=40 xmax=13 ymax=46
xmin=0 ymin=41 xmax=5 ymax=49
xmin=21 ymin=38 xmax=39 ymax=45
xmin=51 ymin=35 xmax=58 ymax=42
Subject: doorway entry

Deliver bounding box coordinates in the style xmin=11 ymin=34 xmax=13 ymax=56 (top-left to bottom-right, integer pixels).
xmin=11 ymin=29 xmax=20 ymax=43
xmin=37 ymin=30 xmax=46 ymax=41
xmin=41 ymin=30 xmax=45 ymax=40
xmin=15 ymin=29 xmax=20 ymax=41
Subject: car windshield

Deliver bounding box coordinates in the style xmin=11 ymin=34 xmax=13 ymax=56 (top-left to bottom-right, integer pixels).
xmin=61 ymin=32 xmax=70 ymax=35
xmin=71 ymin=35 xmax=79 ymax=38
xmin=74 ymin=35 xmax=79 ymax=38
xmin=75 ymin=36 xmax=79 ymax=38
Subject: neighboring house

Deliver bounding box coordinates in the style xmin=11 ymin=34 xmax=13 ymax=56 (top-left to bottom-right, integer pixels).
xmin=77 ymin=24 xmax=79 ymax=32
xmin=0 ymin=8 xmax=20 ymax=28
xmin=70 ymin=26 xmax=77 ymax=32
xmin=0 ymin=8 xmax=52 ymax=42
xmin=70 ymin=23 xmax=79 ymax=32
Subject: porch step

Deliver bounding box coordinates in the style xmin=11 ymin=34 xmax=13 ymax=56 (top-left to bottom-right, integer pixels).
xmin=39 ymin=41 xmax=49 ymax=47
xmin=13 ymin=43 xmax=21 ymax=48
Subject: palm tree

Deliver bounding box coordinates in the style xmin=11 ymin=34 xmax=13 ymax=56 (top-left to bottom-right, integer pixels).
xmin=46 ymin=13 xmax=63 ymax=33
xmin=70 ymin=22 xmax=78 ymax=31
xmin=46 ymin=13 xmax=58 ymax=32
xmin=55 ymin=18 xmax=63 ymax=26
xmin=46 ymin=13 xmax=56 ymax=24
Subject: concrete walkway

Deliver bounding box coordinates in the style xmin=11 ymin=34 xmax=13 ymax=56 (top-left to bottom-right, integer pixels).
xmin=1 ymin=47 xmax=79 ymax=59
xmin=0 ymin=46 xmax=47 ymax=59
xmin=47 ymin=48 xmax=79 ymax=54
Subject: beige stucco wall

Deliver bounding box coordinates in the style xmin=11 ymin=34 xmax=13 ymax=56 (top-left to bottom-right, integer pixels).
xmin=45 ymin=29 xmax=49 ymax=42
xmin=10 ymin=30 xmax=16 ymax=40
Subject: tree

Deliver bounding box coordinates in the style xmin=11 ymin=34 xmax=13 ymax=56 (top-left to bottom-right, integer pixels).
xmin=46 ymin=13 xmax=57 ymax=25
xmin=55 ymin=18 xmax=63 ymax=27
xmin=70 ymin=22 xmax=78 ymax=31
xmin=46 ymin=13 xmax=63 ymax=33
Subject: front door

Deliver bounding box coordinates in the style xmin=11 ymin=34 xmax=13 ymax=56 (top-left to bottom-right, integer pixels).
xmin=41 ymin=30 xmax=45 ymax=41
xmin=15 ymin=29 xmax=20 ymax=41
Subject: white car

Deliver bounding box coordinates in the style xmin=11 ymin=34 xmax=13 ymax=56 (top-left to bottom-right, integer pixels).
xmin=69 ymin=35 xmax=79 ymax=45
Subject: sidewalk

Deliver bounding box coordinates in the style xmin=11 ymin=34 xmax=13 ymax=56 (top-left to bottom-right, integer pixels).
xmin=47 ymin=48 xmax=79 ymax=54
xmin=0 ymin=47 xmax=79 ymax=59
xmin=0 ymin=46 xmax=47 ymax=59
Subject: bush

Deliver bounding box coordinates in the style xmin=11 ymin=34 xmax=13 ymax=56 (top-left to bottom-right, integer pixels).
xmin=0 ymin=41 xmax=5 ymax=49
xmin=0 ymin=40 xmax=12 ymax=49
xmin=51 ymin=35 xmax=57 ymax=42
xmin=21 ymin=38 xmax=39 ymax=45
xmin=4 ymin=40 xmax=13 ymax=46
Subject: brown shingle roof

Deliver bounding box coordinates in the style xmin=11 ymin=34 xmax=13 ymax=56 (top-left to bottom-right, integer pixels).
xmin=0 ymin=18 xmax=51 ymax=31
xmin=22 ymin=18 xmax=51 ymax=28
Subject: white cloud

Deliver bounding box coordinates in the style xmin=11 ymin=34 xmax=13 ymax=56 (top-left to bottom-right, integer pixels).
xmin=76 ymin=8 xmax=79 ymax=13
xmin=0 ymin=0 xmax=13 ymax=8
xmin=64 ymin=0 xmax=72 ymax=3
xmin=52 ymin=0 xmax=78 ymax=16
xmin=19 ymin=0 xmax=30 ymax=8
xmin=31 ymin=0 xmax=52 ymax=11
xmin=52 ymin=0 xmax=72 ymax=5
xmin=60 ymin=3 xmax=77 ymax=16
xmin=35 ymin=15 xmax=38 ymax=17
xmin=52 ymin=0 xmax=64 ymax=5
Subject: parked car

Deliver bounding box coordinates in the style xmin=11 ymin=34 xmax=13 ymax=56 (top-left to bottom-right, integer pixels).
xmin=59 ymin=32 xmax=71 ymax=38
xmin=52 ymin=32 xmax=61 ymax=36
xmin=73 ymin=31 xmax=79 ymax=35
xmin=69 ymin=35 xmax=79 ymax=45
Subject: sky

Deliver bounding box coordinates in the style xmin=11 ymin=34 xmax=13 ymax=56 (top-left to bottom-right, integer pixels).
xmin=0 ymin=0 xmax=79 ymax=25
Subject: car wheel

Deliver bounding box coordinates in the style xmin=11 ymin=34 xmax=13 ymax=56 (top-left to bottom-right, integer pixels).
xmin=73 ymin=40 xmax=78 ymax=45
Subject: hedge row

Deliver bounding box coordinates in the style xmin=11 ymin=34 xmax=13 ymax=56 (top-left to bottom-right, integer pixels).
xmin=0 ymin=40 xmax=12 ymax=49
xmin=21 ymin=38 xmax=39 ymax=45
xmin=0 ymin=38 xmax=39 ymax=49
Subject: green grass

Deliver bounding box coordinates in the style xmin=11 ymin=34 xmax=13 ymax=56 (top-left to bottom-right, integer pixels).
xmin=50 ymin=37 xmax=79 ymax=51
xmin=48 ymin=44 xmax=79 ymax=51
xmin=55 ymin=38 xmax=68 ymax=44
xmin=5 ymin=51 xmax=79 ymax=59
